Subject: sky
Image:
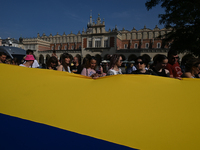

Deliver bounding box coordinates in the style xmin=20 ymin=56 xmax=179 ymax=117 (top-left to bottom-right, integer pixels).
xmin=0 ymin=0 xmax=165 ymax=40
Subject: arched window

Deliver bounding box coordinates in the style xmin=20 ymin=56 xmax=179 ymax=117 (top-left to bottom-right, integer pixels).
xmin=168 ymin=43 xmax=172 ymax=48
xmin=157 ymin=43 xmax=161 ymax=48
xmin=124 ymin=44 xmax=128 ymax=49
xmin=134 ymin=43 xmax=138 ymax=49
xmin=145 ymin=43 xmax=149 ymax=49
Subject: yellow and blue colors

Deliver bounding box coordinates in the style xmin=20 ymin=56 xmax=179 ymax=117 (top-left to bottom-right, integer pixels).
xmin=0 ymin=63 xmax=200 ymax=150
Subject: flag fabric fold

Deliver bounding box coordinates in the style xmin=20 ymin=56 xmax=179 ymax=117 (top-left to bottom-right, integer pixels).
xmin=0 ymin=63 xmax=200 ymax=150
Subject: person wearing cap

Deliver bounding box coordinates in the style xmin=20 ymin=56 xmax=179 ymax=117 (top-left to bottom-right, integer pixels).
xmin=19 ymin=55 xmax=35 ymax=68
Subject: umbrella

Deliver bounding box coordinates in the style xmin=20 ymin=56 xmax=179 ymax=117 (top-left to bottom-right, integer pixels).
xmin=122 ymin=60 xmax=128 ymax=63
xmin=129 ymin=61 xmax=135 ymax=63
xmin=101 ymin=60 xmax=110 ymax=63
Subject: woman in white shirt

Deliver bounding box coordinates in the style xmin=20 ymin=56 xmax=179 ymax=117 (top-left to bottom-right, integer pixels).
xmin=107 ymin=54 xmax=123 ymax=76
xmin=57 ymin=53 xmax=71 ymax=73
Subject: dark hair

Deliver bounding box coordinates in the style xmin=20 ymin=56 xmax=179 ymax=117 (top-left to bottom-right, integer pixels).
xmin=135 ymin=56 xmax=147 ymax=66
xmin=12 ymin=57 xmax=19 ymax=65
xmin=185 ymin=58 xmax=200 ymax=72
xmin=154 ymin=54 xmax=168 ymax=65
xmin=46 ymin=56 xmax=58 ymax=68
xmin=167 ymin=49 xmax=178 ymax=57
xmin=109 ymin=54 xmax=120 ymax=69
xmin=26 ymin=49 xmax=33 ymax=55
xmin=181 ymin=54 xmax=195 ymax=66
xmin=84 ymin=56 xmax=96 ymax=69
xmin=6 ymin=58 xmax=12 ymax=64
xmin=60 ymin=53 xmax=71 ymax=72
xmin=0 ymin=52 xmax=7 ymax=56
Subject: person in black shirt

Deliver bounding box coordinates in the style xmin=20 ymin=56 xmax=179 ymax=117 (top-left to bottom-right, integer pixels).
xmin=46 ymin=56 xmax=58 ymax=70
xmin=152 ymin=54 xmax=170 ymax=77
xmin=71 ymin=56 xmax=81 ymax=74
xmin=132 ymin=56 xmax=157 ymax=75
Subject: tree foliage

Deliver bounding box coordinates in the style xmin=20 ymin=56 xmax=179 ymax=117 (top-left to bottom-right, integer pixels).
xmin=145 ymin=0 xmax=200 ymax=56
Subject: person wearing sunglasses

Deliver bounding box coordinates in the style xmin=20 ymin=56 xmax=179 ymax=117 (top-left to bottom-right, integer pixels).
xmin=106 ymin=54 xmax=122 ymax=76
xmin=181 ymin=58 xmax=200 ymax=78
xmin=131 ymin=56 xmax=157 ymax=75
xmin=166 ymin=50 xmax=182 ymax=78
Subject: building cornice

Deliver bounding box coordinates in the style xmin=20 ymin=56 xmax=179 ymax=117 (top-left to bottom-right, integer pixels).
xmin=116 ymin=48 xmax=169 ymax=53
xmin=38 ymin=50 xmax=81 ymax=53
xmin=85 ymin=47 xmax=111 ymax=52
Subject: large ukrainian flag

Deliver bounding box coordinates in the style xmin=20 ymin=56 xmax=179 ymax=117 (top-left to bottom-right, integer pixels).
xmin=0 ymin=63 xmax=200 ymax=150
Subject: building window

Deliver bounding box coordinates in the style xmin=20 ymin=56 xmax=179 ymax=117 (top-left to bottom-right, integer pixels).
xmin=88 ymin=41 xmax=92 ymax=48
xmin=95 ymin=41 xmax=101 ymax=47
xmin=95 ymin=38 xmax=101 ymax=48
xmin=79 ymin=45 xmax=81 ymax=50
xmin=88 ymin=38 xmax=92 ymax=48
xmin=104 ymin=37 xmax=108 ymax=47
xmin=157 ymin=43 xmax=161 ymax=48
xmin=32 ymin=45 xmax=35 ymax=50
xmin=65 ymin=45 xmax=67 ymax=50
xmin=145 ymin=43 xmax=149 ymax=49
xmin=124 ymin=44 xmax=128 ymax=49
xmin=71 ymin=46 xmax=74 ymax=50
xmin=51 ymin=46 xmax=54 ymax=50
xmin=104 ymin=40 xmax=108 ymax=47
xmin=58 ymin=46 xmax=60 ymax=50
xmin=134 ymin=43 xmax=138 ymax=49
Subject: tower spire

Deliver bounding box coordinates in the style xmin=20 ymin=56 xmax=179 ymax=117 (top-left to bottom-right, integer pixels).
xmin=90 ymin=10 xmax=92 ymax=24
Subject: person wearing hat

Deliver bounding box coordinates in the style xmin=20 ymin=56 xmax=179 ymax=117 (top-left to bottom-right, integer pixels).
xmin=19 ymin=55 xmax=35 ymax=68
xmin=24 ymin=49 xmax=40 ymax=68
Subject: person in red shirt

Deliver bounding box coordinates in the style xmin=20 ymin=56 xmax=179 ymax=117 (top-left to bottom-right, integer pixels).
xmin=166 ymin=50 xmax=183 ymax=78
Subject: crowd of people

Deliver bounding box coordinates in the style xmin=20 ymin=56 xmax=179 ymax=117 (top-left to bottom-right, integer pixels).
xmin=1 ymin=49 xmax=200 ymax=79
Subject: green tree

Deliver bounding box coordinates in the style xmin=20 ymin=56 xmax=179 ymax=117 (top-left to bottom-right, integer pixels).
xmin=145 ymin=0 xmax=200 ymax=56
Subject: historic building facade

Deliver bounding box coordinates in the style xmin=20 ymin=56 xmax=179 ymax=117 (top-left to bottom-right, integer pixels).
xmin=23 ymin=14 xmax=174 ymax=64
